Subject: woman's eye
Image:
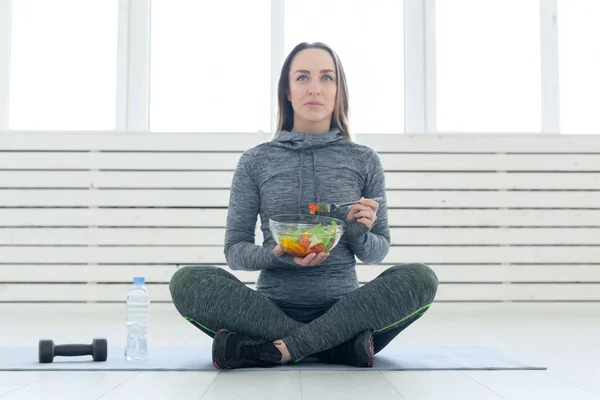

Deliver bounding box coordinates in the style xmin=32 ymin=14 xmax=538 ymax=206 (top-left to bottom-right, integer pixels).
xmin=322 ymin=75 xmax=333 ymax=81
xmin=297 ymin=75 xmax=308 ymax=81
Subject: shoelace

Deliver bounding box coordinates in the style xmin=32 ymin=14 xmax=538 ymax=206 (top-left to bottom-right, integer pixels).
xmin=241 ymin=342 xmax=263 ymax=361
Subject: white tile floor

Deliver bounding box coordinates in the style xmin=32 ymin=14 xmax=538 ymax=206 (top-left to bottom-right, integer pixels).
xmin=1 ymin=302 xmax=599 ymax=399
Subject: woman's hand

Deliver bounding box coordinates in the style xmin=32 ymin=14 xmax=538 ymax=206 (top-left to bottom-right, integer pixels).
xmin=274 ymin=245 xmax=330 ymax=267
xmin=347 ymin=197 xmax=379 ymax=228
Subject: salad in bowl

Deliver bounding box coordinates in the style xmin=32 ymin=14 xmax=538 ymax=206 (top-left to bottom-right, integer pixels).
xmin=269 ymin=214 xmax=345 ymax=257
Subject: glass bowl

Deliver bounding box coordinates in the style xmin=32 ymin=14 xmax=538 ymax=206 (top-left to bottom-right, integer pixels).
xmin=269 ymin=214 xmax=345 ymax=257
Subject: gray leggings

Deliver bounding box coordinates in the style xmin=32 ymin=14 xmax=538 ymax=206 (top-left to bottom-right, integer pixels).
xmin=169 ymin=263 xmax=438 ymax=361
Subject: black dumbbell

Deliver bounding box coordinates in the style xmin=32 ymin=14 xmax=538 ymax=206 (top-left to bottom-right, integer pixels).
xmin=38 ymin=338 xmax=108 ymax=363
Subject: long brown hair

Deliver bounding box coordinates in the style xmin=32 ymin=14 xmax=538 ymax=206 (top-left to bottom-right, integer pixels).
xmin=275 ymin=42 xmax=351 ymax=139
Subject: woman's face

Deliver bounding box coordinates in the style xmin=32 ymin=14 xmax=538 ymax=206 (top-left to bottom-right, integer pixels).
xmin=287 ymin=48 xmax=337 ymax=132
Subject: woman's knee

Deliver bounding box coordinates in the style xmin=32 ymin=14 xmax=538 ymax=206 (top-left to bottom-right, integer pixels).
xmin=389 ymin=262 xmax=439 ymax=302
xmin=168 ymin=265 xmax=221 ymax=303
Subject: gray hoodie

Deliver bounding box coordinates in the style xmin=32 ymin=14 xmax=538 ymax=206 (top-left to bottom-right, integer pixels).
xmin=224 ymin=129 xmax=390 ymax=308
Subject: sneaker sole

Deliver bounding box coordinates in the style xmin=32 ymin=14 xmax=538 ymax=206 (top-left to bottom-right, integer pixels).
xmin=212 ymin=329 xmax=232 ymax=370
xmin=367 ymin=334 xmax=375 ymax=367
xmin=354 ymin=331 xmax=375 ymax=368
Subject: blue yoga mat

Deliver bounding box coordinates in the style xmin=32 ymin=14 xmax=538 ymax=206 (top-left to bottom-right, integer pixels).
xmin=0 ymin=345 xmax=545 ymax=371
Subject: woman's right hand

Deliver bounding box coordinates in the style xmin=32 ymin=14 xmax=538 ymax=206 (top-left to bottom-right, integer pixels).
xmin=274 ymin=245 xmax=329 ymax=267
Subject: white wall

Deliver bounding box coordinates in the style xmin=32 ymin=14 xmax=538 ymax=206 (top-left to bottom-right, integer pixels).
xmin=1 ymin=131 xmax=599 ymax=303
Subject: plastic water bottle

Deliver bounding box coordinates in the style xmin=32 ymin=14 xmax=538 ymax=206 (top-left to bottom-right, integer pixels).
xmin=125 ymin=276 xmax=150 ymax=361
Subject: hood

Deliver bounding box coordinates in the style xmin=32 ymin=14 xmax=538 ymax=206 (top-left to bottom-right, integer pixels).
xmin=269 ymin=128 xmax=346 ymax=213
xmin=270 ymin=128 xmax=346 ymax=150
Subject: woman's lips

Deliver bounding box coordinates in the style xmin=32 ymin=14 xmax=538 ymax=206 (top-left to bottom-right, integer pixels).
xmin=305 ymin=101 xmax=323 ymax=109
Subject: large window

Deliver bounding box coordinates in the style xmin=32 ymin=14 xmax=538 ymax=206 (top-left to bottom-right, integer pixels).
xmin=1 ymin=1 xmax=600 ymax=134
xmin=8 ymin=0 xmax=118 ymax=130
xmin=557 ymin=0 xmax=600 ymax=134
xmin=284 ymin=0 xmax=404 ymax=134
xmin=435 ymin=0 xmax=542 ymax=132
xmin=149 ymin=0 xmax=271 ymax=132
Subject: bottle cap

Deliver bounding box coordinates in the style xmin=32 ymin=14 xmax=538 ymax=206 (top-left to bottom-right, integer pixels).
xmin=133 ymin=276 xmax=145 ymax=286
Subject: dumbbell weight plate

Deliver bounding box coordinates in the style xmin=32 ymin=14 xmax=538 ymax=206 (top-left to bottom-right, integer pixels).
xmin=39 ymin=339 xmax=55 ymax=363
xmin=92 ymin=338 xmax=108 ymax=362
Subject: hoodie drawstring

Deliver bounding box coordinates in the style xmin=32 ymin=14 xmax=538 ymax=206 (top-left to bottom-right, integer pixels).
xmin=312 ymin=149 xmax=320 ymax=204
xmin=298 ymin=150 xmax=304 ymax=213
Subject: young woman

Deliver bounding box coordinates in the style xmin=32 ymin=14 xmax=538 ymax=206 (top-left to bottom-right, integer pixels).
xmin=169 ymin=42 xmax=438 ymax=369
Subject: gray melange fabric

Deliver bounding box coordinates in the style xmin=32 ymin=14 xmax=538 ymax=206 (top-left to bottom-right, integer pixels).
xmin=169 ymin=263 xmax=438 ymax=361
xmin=223 ymin=129 xmax=390 ymax=307
xmin=168 ymin=129 xmax=440 ymax=361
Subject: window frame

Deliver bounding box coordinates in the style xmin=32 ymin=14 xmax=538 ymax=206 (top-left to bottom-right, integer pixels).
xmin=0 ymin=0 xmax=576 ymax=134
xmin=0 ymin=0 xmax=13 ymax=131
xmin=116 ymin=0 xmax=151 ymax=131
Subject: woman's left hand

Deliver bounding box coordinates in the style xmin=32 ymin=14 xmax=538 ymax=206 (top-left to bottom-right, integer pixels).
xmin=347 ymin=197 xmax=379 ymax=229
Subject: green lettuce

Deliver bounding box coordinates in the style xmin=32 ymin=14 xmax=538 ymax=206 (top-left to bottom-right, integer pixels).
xmin=278 ymin=221 xmax=339 ymax=251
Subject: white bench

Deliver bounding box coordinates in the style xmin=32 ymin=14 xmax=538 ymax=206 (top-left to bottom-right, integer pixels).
xmin=1 ymin=132 xmax=599 ymax=303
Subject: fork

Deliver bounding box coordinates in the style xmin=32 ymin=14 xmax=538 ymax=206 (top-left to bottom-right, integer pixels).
xmin=311 ymin=196 xmax=385 ymax=213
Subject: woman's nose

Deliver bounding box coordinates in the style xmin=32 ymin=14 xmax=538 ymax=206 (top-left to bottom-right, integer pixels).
xmin=307 ymin=83 xmax=321 ymax=95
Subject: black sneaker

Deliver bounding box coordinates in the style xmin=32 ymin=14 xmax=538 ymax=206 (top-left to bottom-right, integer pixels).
xmin=316 ymin=330 xmax=375 ymax=367
xmin=212 ymin=329 xmax=283 ymax=370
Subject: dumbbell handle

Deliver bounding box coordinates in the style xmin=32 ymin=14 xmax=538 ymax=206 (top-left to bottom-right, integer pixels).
xmin=54 ymin=344 xmax=93 ymax=357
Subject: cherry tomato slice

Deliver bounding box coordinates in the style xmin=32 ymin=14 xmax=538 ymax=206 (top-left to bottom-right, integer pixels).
xmin=308 ymin=243 xmax=324 ymax=254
